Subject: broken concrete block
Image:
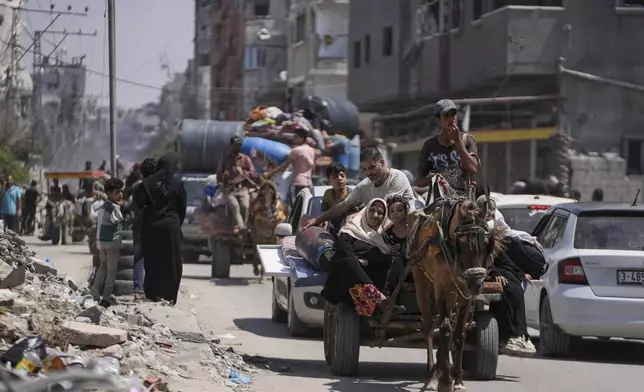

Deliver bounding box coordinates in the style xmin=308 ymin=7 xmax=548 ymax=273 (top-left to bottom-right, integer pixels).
xmin=102 ymin=344 xmax=124 ymax=359
xmin=62 ymin=321 xmax=127 ymax=347
xmin=0 ymin=265 xmax=26 ymax=289
xmin=0 ymin=289 xmax=18 ymax=306
xmin=76 ymin=306 xmax=105 ymax=324
xmin=29 ymin=257 xmax=58 ymax=276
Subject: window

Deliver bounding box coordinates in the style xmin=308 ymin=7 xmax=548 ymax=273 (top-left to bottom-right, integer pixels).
xmin=492 ymin=0 xmax=562 ymax=10
xmin=382 ymin=26 xmax=393 ymax=57
xmin=288 ymin=195 xmax=304 ymax=231
xmin=541 ymin=214 xmax=567 ymax=248
xmin=418 ymin=0 xmax=442 ymax=36
xmin=198 ymin=53 xmax=210 ymax=66
xmin=574 ymin=213 xmax=644 ymax=251
xmin=619 ymin=0 xmax=644 ymax=6
xmin=498 ymin=206 xmax=551 ymax=234
xmin=253 ymin=1 xmax=269 ymax=16
xmin=353 ymin=40 xmax=362 ymax=68
xmin=473 ymin=0 xmax=484 ymax=20
xmin=626 ymin=139 xmax=643 ymax=174
xmin=364 ymin=35 xmax=371 ymax=64
xmin=244 ymin=46 xmax=266 ymax=69
xmin=294 ymin=13 xmax=306 ymax=43
xmin=452 ymin=0 xmax=462 ymax=29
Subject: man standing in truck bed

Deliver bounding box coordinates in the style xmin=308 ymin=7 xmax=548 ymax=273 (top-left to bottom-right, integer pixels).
xmin=415 ymin=99 xmax=479 ymax=200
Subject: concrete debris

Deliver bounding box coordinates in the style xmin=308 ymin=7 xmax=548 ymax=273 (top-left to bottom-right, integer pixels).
xmin=0 ymin=230 xmax=259 ymax=391
xmin=62 ymin=321 xmax=128 ymax=347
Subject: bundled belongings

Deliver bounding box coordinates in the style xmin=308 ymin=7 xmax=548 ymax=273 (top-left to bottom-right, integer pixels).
xmin=295 ymin=226 xmax=336 ymax=271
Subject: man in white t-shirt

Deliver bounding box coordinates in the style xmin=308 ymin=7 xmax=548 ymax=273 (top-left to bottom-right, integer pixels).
xmin=304 ymin=147 xmax=416 ymax=230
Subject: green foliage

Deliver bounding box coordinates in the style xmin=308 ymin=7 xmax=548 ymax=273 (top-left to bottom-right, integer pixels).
xmin=0 ymin=147 xmax=28 ymax=182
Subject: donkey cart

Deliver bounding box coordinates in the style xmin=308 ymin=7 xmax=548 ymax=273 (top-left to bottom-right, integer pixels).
xmin=323 ymin=279 xmax=502 ymax=379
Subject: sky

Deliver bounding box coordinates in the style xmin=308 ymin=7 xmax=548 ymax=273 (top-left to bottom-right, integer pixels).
xmin=20 ymin=0 xmax=194 ymax=108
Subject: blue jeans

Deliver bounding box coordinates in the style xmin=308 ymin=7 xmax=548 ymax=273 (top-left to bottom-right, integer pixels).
xmin=133 ymin=242 xmax=145 ymax=293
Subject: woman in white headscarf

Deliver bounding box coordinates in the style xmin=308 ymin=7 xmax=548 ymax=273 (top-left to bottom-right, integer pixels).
xmin=321 ymin=198 xmax=400 ymax=317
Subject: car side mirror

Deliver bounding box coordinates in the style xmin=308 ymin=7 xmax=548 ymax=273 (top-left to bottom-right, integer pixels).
xmin=274 ymin=222 xmax=293 ymax=237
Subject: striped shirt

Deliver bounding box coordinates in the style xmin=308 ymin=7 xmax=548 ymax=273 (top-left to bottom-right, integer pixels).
xmin=93 ymin=199 xmax=124 ymax=250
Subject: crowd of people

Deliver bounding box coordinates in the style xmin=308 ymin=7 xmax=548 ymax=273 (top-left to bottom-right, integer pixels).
xmin=0 ymin=98 xmax=552 ymax=356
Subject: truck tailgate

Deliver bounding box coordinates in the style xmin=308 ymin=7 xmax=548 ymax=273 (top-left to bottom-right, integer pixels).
xmin=256 ymin=245 xmax=290 ymax=277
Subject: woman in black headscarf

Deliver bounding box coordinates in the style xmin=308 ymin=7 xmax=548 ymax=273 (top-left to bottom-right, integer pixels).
xmin=132 ymin=156 xmax=187 ymax=304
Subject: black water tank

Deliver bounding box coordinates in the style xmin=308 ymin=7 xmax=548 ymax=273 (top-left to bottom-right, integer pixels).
xmin=177 ymin=119 xmax=244 ymax=173
xmin=298 ymin=96 xmax=360 ymax=138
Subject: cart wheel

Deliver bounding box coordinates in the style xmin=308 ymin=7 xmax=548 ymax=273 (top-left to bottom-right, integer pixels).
xmin=271 ymin=279 xmax=287 ymax=323
xmin=211 ymin=240 xmax=232 ymax=279
xmin=182 ymin=251 xmax=200 ymax=263
xmin=287 ymin=289 xmax=309 ymax=337
xmin=329 ymin=304 xmax=360 ymax=376
xmin=465 ymin=311 xmax=499 ymax=381
xmin=323 ymin=302 xmax=334 ymax=366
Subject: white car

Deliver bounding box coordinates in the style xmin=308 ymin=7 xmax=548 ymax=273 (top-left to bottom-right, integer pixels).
xmin=258 ymin=186 xmax=425 ymax=337
xmin=259 ymin=186 xmax=340 ymax=337
xmin=524 ymin=202 xmax=644 ymax=357
xmin=493 ymin=194 xmax=576 ymax=233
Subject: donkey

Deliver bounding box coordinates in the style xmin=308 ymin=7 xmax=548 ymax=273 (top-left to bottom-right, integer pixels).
xmin=407 ymin=193 xmax=503 ymax=392
xmin=249 ymin=177 xmax=287 ymax=281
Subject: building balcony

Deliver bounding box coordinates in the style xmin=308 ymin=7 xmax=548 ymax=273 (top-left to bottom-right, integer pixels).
xmin=417 ymin=5 xmax=564 ymax=96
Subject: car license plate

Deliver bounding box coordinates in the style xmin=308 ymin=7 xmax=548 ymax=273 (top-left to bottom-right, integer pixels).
xmin=617 ymin=270 xmax=644 ymax=285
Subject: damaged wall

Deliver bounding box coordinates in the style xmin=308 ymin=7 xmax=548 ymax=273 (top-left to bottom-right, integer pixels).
xmin=569 ymin=152 xmax=642 ymax=203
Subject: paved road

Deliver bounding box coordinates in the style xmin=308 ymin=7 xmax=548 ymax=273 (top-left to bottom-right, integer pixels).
xmin=31 ymin=238 xmax=644 ymax=392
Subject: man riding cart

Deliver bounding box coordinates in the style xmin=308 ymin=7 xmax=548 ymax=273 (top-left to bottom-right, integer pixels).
xmin=201 ymin=136 xmax=286 ymax=279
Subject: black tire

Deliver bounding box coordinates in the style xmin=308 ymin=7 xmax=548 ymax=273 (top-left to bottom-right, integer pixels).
xmin=118 ymin=255 xmax=135 ymax=269
xmin=329 ymin=304 xmax=360 ymax=376
xmin=182 ymin=251 xmax=200 ymax=263
xmin=121 ymin=230 xmax=133 ymax=240
xmin=116 ymin=269 xmax=134 ymax=281
xmin=113 ymin=280 xmax=134 ymax=296
xmin=51 ymin=227 xmax=60 ymax=245
xmin=287 ymin=289 xmax=309 ymax=337
xmin=72 ymin=231 xmax=85 ymax=243
xmin=464 ymin=311 xmax=499 ymax=381
xmin=271 ymin=279 xmax=287 ymax=323
xmin=120 ymin=240 xmax=135 ymax=256
xmin=539 ymin=295 xmax=574 ymax=357
xmin=323 ymin=302 xmax=334 ymax=366
xmin=211 ymin=240 xmax=232 ymax=279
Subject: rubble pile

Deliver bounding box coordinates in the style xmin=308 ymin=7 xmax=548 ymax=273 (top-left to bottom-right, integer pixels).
xmin=0 ymin=230 xmax=258 ymax=391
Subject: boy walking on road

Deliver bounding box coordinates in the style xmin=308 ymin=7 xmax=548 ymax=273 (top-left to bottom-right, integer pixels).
xmin=91 ymin=177 xmax=125 ymax=308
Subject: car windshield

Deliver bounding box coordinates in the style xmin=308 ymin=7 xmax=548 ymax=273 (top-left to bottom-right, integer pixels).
xmin=574 ymin=214 xmax=644 ymax=251
xmin=307 ymin=196 xmax=324 ymax=217
xmin=182 ymin=179 xmax=207 ymax=206
xmin=498 ymin=206 xmax=551 ymax=233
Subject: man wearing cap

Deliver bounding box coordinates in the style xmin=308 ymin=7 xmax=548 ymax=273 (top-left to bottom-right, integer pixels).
xmin=415 ymin=99 xmax=479 ymax=198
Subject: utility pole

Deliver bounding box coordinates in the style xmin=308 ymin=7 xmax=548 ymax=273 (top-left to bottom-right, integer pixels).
xmin=107 ymin=0 xmax=117 ymax=177
xmin=20 ymin=4 xmax=92 ymax=154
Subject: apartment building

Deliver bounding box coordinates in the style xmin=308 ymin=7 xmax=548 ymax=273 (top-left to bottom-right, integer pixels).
xmin=192 ymin=0 xmax=213 ymax=118
xmin=211 ymin=0 xmax=246 ymax=120
xmin=286 ymin=0 xmax=350 ymax=107
xmin=242 ymin=0 xmax=289 ymax=113
xmin=348 ymin=0 xmax=644 ymax=192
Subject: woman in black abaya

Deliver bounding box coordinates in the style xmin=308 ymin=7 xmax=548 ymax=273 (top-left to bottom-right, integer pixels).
xmin=133 ymin=156 xmax=187 ymax=304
